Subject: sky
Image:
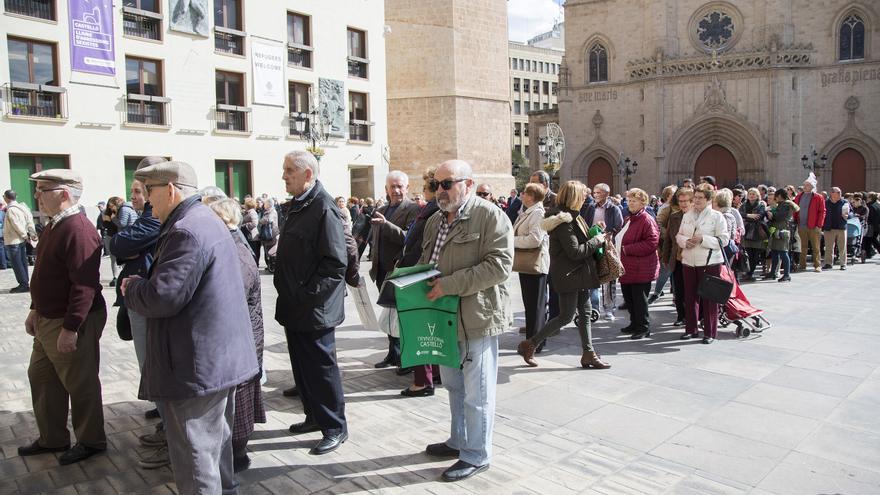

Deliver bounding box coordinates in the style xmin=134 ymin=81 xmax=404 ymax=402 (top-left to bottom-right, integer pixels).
xmin=507 ymin=0 xmax=565 ymax=43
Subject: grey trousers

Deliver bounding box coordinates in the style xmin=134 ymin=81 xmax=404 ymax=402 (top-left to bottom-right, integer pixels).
xmin=128 ymin=309 xmax=148 ymax=372
xmin=158 ymin=388 xmax=237 ymax=495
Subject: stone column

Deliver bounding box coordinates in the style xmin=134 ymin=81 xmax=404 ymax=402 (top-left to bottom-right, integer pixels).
xmin=385 ymin=0 xmax=513 ymax=193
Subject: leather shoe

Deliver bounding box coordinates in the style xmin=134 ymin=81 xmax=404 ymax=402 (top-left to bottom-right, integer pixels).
xmin=18 ymin=440 xmax=69 ymax=457
xmin=374 ymin=357 xmax=393 ymax=369
xmin=619 ymin=326 xmax=635 ymax=334
xmin=396 ymin=367 xmax=413 ymax=376
xmin=630 ymin=330 xmax=651 ymax=340
xmin=310 ymin=431 xmax=347 ymax=455
xmin=441 ymin=460 xmax=489 ymax=482
xmin=144 ymin=408 xmax=160 ymax=419
xmin=282 ymin=386 xmax=299 ymax=397
xmin=59 ymin=443 xmax=105 ymax=465
xmin=289 ymin=420 xmax=321 ymax=434
xmin=401 ymin=386 xmax=434 ymax=397
xmin=679 ymin=333 xmax=696 ymax=340
xmin=425 ymin=442 xmax=459 ymax=458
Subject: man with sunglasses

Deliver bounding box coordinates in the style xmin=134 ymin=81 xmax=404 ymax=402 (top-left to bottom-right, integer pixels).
xmin=476 ymin=183 xmax=495 ymax=203
xmin=419 ymin=159 xmax=513 ymax=482
xmin=19 ymin=169 xmax=107 ymax=466
xmin=370 ymin=170 xmax=420 ymax=371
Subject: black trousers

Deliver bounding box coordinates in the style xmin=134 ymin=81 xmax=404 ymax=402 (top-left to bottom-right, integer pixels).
xmin=285 ymin=327 xmax=347 ymax=435
xmin=375 ymin=271 xmax=400 ymax=364
xmin=621 ymin=282 xmax=651 ymax=333
xmin=519 ymin=273 xmax=548 ymax=340
xmin=671 ymin=262 xmax=685 ymax=321
xmin=545 ymin=274 xmax=560 ymax=321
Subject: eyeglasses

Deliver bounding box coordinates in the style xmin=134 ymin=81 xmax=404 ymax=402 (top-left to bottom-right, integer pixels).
xmin=476 ymin=191 xmax=491 ymax=198
xmin=34 ymin=187 xmax=65 ymax=194
xmin=145 ymin=183 xmax=170 ymax=195
xmin=437 ymin=177 xmax=467 ymax=191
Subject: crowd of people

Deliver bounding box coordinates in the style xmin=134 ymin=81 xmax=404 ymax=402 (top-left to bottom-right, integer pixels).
xmin=4 ymin=154 xmax=880 ymax=492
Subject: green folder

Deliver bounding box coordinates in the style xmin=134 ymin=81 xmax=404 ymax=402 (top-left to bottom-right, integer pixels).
xmin=387 ymin=264 xmax=461 ymax=368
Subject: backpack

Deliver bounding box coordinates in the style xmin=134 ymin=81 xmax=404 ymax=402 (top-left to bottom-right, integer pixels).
xmin=258 ymin=221 xmax=274 ymax=241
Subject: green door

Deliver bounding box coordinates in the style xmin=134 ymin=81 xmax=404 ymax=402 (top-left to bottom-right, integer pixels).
xmin=215 ymin=161 xmax=231 ymax=197
xmin=230 ymin=162 xmax=251 ymax=201
xmin=9 ymin=155 xmax=36 ymax=210
xmin=124 ymin=157 xmax=140 ymax=199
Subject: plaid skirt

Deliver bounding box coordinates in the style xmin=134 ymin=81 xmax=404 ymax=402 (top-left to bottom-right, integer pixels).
xmin=232 ymin=377 xmax=266 ymax=444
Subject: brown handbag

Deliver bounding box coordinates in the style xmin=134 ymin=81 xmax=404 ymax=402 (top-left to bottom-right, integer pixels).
xmin=513 ymin=247 xmax=542 ymax=274
xmin=596 ymin=239 xmax=625 ymax=284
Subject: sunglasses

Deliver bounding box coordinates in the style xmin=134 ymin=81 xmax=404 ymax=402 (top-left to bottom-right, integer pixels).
xmin=476 ymin=191 xmax=491 ymax=198
xmin=427 ymin=177 xmax=467 ymax=192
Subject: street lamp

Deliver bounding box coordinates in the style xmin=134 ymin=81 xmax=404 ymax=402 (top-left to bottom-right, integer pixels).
xmin=291 ymin=89 xmax=331 ymax=161
xmin=539 ymin=123 xmax=565 ymax=179
xmin=801 ymin=144 xmax=828 ymax=175
xmin=617 ymin=153 xmax=639 ymax=190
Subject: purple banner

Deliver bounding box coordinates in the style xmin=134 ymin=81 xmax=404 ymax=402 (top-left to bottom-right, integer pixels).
xmin=68 ymin=0 xmax=116 ymax=75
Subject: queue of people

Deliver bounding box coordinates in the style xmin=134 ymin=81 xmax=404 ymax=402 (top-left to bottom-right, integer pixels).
xmin=8 ymin=154 xmax=880 ymax=493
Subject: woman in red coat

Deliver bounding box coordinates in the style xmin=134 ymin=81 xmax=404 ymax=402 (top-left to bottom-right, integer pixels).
xmin=616 ymin=188 xmax=660 ymax=339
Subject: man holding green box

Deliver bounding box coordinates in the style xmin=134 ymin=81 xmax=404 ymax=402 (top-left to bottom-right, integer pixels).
xmin=419 ymin=159 xmax=514 ymax=482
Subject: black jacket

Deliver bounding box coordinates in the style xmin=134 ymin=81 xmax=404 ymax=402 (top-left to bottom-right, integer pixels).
xmin=542 ymin=209 xmax=603 ymax=293
xmin=109 ymin=202 xmax=161 ymax=305
xmin=399 ymin=200 xmax=440 ymax=268
xmin=274 ymin=181 xmax=347 ymax=331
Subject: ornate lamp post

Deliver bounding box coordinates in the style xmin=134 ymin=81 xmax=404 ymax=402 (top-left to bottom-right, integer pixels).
xmin=801 ymin=144 xmax=828 ymax=176
xmin=538 ymin=122 xmax=565 ymax=181
xmin=291 ymin=89 xmax=331 ymax=161
xmin=617 ymin=152 xmax=639 ymax=190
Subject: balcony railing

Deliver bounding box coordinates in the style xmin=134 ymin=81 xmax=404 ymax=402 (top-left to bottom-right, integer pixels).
xmin=215 ymin=27 xmax=245 ymax=55
xmin=214 ymin=104 xmax=250 ymax=133
xmin=125 ymin=94 xmax=170 ymax=126
xmin=122 ymin=7 xmax=162 ymax=41
xmin=349 ymin=120 xmax=371 ymax=142
xmin=3 ymin=83 xmax=66 ymax=119
xmin=287 ymin=43 xmax=313 ymax=68
xmin=4 ymin=0 xmax=54 ymax=20
xmin=347 ymin=56 xmax=368 ymax=79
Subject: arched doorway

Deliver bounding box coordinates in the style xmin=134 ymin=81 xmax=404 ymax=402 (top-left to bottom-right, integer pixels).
xmin=587 ymin=157 xmax=614 ymax=193
xmin=831 ymin=148 xmax=866 ymax=192
xmin=694 ymin=145 xmax=738 ymax=187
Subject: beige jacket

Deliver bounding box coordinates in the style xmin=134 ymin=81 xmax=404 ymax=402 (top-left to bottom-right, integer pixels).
xmin=419 ymin=195 xmax=514 ymax=341
xmin=512 ymin=202 xmax=549 ymax=274
xmin=676 ymin=206 xmax=730 ymax=267
xmin=3 ymin=201 xmax=36 ymax=245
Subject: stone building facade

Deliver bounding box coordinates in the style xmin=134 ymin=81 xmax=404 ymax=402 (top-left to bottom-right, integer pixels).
xmin=509 ymin=42 xmax=563 ymax=166
xmin=385 ymin=0 xmax=512 ymax=193
xmin=559 ymin=0 xmax=880 ymax=194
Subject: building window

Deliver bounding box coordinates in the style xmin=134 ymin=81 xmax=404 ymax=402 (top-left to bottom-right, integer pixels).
xmin=125 ymin=56 xmax=168 ymax=125
xmin=9 ymin=154 xmax=68 ymax=210
xmin=839 ymin=14 xmax=866 ymax=61
xmin=214 ymin=0 xmax=244 ymax=56
xmin=543 ymin=103 xmax=549 ymax=110
xmin=347 ymin=28 xmax=368 ymax=79
xmin=514 ymin=123 xmax=521 ymax=136
xmin=552 ymin=82 xmax=558 ymax=95
xmin=288 ymin=81 xmax=311 ymax=135
xmin=4 ymin=0 xmax=55 ymax=20
xmin=5 ymin=37 xmax=65 ymax=119
xmin=543 ymin=81 xmax=549 ymax=94
xmin=533 ymin=102 xmax=539 ymax=111
xmin=349 ymin=91 xmax=370 ymax=141
xmin=122 ymin=0 xmax=162 ymax=41
xmin=524 ymin=145 xmax=529 ymax=156
xmin=532 ymin=81 xmax=539 ymax=93
xmin=514 ymin=144 xmax=521 ymax=153
xmin=287 ymin=12 xmax=312 ymax=68
xmin=214 ymin=71 xmax=249 ymax=132
xmin=513 ymin=78 xmax=520 ymax=92
xmin=513 ymin=101 xmax=521 ymax=114
xmin=589 ymin=43 xmax=608 ymax=83
xmin=523 ymin=125 xmax=529 ymax=137
xmin=523 ymin=78 xmax=530 ymax=93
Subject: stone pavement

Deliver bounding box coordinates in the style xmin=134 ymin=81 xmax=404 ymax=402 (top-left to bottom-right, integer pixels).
xmin=1 ymin=257 xmax=879 ymax=495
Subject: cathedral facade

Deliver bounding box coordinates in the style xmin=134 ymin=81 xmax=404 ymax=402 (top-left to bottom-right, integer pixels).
xmin=559 ymin=0 xmax=880 ymax=194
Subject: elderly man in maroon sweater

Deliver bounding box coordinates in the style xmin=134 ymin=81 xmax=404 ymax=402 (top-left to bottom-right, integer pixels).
xmin=18 ymin=169 xmax=107 ymax=466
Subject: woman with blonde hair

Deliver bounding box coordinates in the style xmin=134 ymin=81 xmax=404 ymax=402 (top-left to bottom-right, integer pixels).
xmin=517 ymin=180 xmax=610 ymax=369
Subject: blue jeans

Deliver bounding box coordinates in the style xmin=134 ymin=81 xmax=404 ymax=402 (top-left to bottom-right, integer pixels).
xmin=439 ymin=334 xmax=498 ymax=467
xmin=653 ymin=263 xmax=672 ymax=296
xmin=770 ymin=250 xmax=790 ymax=277
xmin=0 ymin=241 xmax=7 ymax=268
xmin=5 ymin=243 xmax=29 ymax=288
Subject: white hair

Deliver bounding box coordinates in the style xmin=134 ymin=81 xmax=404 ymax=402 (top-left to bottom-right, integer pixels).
xmin=594 ymin=183 xmax=611 ymax=193
xmin=208 ymin=198 xmax=243 ymax=229
xmin=67 ymin=186 xmax=83 ymax=201
xmin=386 ymin=170 xmax=409 ymax=185
xmin=445 ymin=160 xmax=473 ymax=179
xmin=174 ymin=184 xmax=199 ymax=199
xmin=285 ymin=150 xmax=320 ymax=177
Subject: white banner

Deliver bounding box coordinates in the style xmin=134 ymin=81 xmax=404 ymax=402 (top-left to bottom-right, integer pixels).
xmin=251 ymin=40 xmax=285 ymax=106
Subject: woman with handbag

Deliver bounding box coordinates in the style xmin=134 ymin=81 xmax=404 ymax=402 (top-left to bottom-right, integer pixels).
xmin=739 ymin=188 xmax=767 ymax=281
xmin=765 ymin=189 xmax=799 ymax=282
xmin=512 ymin=183 xmax=550 ymax=342
xmin=676 ymin=183 xmax=730 ymax=344
xmin=617 ymin=188 xmax=660 ymax=340
xmin=517 ymin=181 xmax=610 ymax=369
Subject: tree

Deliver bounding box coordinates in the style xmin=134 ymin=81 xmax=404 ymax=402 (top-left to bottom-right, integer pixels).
xmin=511 ymin=149 xmax=531 ymax=191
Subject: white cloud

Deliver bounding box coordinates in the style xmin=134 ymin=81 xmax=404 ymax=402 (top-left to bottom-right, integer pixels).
xmin=507 ymin=0 xmax=564 ymax=43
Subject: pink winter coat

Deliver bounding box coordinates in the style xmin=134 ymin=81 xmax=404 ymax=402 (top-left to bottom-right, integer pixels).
xmin=617 ymin=208 xmax=660 ymax=284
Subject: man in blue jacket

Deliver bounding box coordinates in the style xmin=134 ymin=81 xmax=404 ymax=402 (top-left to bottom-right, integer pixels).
xmin=122 ymin=161 xmax=258 ymax=494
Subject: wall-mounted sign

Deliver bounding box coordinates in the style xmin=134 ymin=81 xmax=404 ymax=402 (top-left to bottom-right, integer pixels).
xmin=68 ymin=0 xmax=116 ymax=75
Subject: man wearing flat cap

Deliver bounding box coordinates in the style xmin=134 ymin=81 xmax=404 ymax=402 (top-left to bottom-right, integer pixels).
xmin=19 ymin=169 xmax=108 ymax=466
xmin=122 ymin=161 xmax=258 ymax=493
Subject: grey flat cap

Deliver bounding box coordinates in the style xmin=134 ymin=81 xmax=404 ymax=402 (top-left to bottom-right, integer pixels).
xmin=30 ymin=169 xmax=83 ymax=189
xmin=134 ymin=160 xmax=198 ymax=188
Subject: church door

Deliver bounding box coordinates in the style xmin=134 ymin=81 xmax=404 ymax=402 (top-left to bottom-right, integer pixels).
xmin=831 ymin=148 xmax=866 ymax=193
xmin=587 ymin=157 xmax=615 ymax=193
xmin=694 ymin=144 xmax=738 ymax=188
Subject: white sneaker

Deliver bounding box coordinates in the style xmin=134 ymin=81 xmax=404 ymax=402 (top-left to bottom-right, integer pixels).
xmin=138 ymin=446 xmax=170 ymax=469
xmin=604 ymin=311 xmax=616 ymax=321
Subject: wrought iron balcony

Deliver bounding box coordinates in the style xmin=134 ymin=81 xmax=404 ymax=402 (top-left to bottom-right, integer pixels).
xmin=287 ymin=44 xmax=313 ymax=68
xmin=214 ymin=104 xmax=250 ymax=133
xmin=288 ymin=112 xmax=311 ymax=136
xmin=349 ymin=120 xmax=371 ymax=142
xmin=347 ymin=56 xmax=368 ymax=79
xmin=122 ymin=8 xmax=162 ymax=41
xmin=125 ymin=94 xmax=170 ymax=126
xmin=4 ymin=0 xmax=54 ymax=20
xmin=3 ymin=83 xmax=66 ymax=119
xmin=215 ymin=27 xmax=245 ymax=56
